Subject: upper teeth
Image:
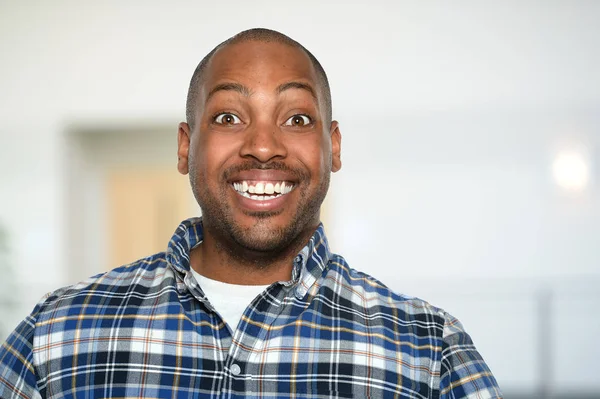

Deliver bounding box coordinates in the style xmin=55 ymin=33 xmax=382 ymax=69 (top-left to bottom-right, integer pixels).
xmin=232 ymin=181 xmax=294 ymax=196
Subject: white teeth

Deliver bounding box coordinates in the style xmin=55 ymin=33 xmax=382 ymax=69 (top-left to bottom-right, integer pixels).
xmin=253 ymin=194 xmax=278 ymax=201
xmin=232 ymin=180 xmax=294 ymax=198
xmin=255 ymin=182 xmax=265 ymax=194
xmin=265 ymin=183 xmax=274 ymax=194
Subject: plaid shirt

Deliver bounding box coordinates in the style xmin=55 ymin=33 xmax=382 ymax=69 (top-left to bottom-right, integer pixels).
xmin=0 ymin=218 xmax=502 ymax=398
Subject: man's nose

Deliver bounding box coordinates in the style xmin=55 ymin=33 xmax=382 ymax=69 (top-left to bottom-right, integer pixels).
xmin=239 ymin=120 xmax=287 ymax=163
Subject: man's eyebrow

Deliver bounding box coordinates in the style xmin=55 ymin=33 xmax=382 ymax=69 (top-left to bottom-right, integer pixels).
xmin=276 ymin=81 xmax=318 ymax=102
xmin=206 ymin=82 xmax=251 ymax=102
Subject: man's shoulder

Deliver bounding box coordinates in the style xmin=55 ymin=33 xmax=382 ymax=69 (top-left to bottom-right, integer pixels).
xmin=33 ymin=251 xmax=173 ymax=323
xmin=326 ymin=254 xmax=448 ymax=327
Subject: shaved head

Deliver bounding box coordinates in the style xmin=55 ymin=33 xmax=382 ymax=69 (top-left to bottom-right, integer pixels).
xmin=185 ymin=28 xmax=332 ymax=129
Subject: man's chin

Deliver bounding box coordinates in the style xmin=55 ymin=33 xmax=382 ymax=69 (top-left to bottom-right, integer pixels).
xmin=224 ymin=216 xmax=311 ymax=256
xmin=231 ymin=224 xmax=292 ymax=253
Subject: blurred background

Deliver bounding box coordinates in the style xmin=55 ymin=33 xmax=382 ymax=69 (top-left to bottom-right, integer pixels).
xmin=1 ymin=1 xmax=599 ymax=397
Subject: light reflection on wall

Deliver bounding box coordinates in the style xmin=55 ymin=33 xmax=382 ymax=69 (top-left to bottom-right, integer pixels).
xmin=553 ymin=150 xmax=590 ymax=192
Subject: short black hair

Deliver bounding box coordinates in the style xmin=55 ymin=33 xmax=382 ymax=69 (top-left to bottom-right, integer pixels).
xmin=185 ymin=28 xmax=332 ymax=129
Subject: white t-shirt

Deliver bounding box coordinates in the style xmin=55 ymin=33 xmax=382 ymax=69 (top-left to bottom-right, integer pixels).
xmin=190 ymin=268 xmax=270 ymax=331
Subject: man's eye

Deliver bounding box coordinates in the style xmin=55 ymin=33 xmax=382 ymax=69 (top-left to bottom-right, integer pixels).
xmin=283 ymin=114 xmax=312 ymax=127
xmin=214 ymin=113 xmax=241 ymax=125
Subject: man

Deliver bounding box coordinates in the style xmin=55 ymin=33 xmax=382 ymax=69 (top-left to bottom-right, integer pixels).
xmin=0 ymin=29 xmax=502 ymax=398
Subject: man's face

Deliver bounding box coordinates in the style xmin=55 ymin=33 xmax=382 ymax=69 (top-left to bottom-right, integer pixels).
xmin=178 ymin=40 xmax=341 ymax=256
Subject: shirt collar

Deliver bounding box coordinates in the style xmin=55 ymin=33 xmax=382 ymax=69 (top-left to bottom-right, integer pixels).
xmin=166 ymin=217 xmax=332 ymax=299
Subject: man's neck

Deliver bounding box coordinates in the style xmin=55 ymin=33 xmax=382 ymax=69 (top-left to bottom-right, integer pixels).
xmin=189 ymin=228 xmax=313 ymax=285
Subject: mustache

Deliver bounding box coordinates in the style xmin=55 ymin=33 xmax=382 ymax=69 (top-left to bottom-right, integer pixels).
xmin=223 ymin=160 xmax=308 ymax=181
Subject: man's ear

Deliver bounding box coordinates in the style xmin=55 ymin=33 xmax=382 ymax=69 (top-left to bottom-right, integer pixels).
xmin=177 ymin=122 xmax=191 ymax=175
xmin=330 ymin=121 xmax=342 ymax=173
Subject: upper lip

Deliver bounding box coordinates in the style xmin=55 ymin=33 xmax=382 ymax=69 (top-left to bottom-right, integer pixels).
xmin=228 ymin=169 xmax=298 ymax=183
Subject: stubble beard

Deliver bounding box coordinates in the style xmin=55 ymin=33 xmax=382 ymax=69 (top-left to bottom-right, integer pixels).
xmin=189 ymin=160 xmax=330 ymax=267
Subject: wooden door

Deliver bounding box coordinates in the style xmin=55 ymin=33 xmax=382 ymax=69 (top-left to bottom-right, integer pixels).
xmin=106 ymin=168 xmax=192 ymax=268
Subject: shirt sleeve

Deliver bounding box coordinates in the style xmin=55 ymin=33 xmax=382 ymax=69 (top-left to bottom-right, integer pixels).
xmin=439 ymin=312 xmax=503 ymax=399
xmin=0 ymin=300 xmax=45 ymax=399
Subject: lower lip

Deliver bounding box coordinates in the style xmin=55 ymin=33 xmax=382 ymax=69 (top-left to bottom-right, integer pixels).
xmin=232 ymin=188 xmax=293 ymax=211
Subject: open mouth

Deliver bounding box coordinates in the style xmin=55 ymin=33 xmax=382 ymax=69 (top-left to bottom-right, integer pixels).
xmin=231 ymin=181 xmax=295 ymax=201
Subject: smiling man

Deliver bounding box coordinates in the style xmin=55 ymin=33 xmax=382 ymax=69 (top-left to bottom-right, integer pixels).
xmin=177 ymin=32 xmax=340 ymax=288
xmin=0 ymin=29 xmax=501 ymax=398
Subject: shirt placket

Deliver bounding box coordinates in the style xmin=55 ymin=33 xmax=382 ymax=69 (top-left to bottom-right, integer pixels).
xmin=220 ymin=254 xmax=309 ymax=399
xmin=180 ymin=270 xmax=234 ymax=398
xmin=218 ymin=286 xmax=282 ymax=399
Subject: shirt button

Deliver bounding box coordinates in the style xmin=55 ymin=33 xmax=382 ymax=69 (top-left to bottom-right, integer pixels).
xmin=295 ymin=287 xmax=307 ymax=299
xmin=231 ymin=363 xmax=241 ymax=376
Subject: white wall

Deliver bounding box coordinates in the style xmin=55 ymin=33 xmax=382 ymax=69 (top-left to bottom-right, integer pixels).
xmin=1 ymin=1 xmax=599 ymax=395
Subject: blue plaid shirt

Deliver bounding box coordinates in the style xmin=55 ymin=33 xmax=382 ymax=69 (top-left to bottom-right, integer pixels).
xmin=0 ymin=218 xmax=501 ymax=398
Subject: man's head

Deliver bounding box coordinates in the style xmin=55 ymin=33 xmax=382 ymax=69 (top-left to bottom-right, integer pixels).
xmin=185 ymin=28 xmax=333 ymax=130
xmin=177 ymin=28 xmax=341 ymax=262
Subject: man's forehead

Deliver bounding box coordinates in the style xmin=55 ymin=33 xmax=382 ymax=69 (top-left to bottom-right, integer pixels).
xmin=201 ymin=40 xmax=319 ymax=90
